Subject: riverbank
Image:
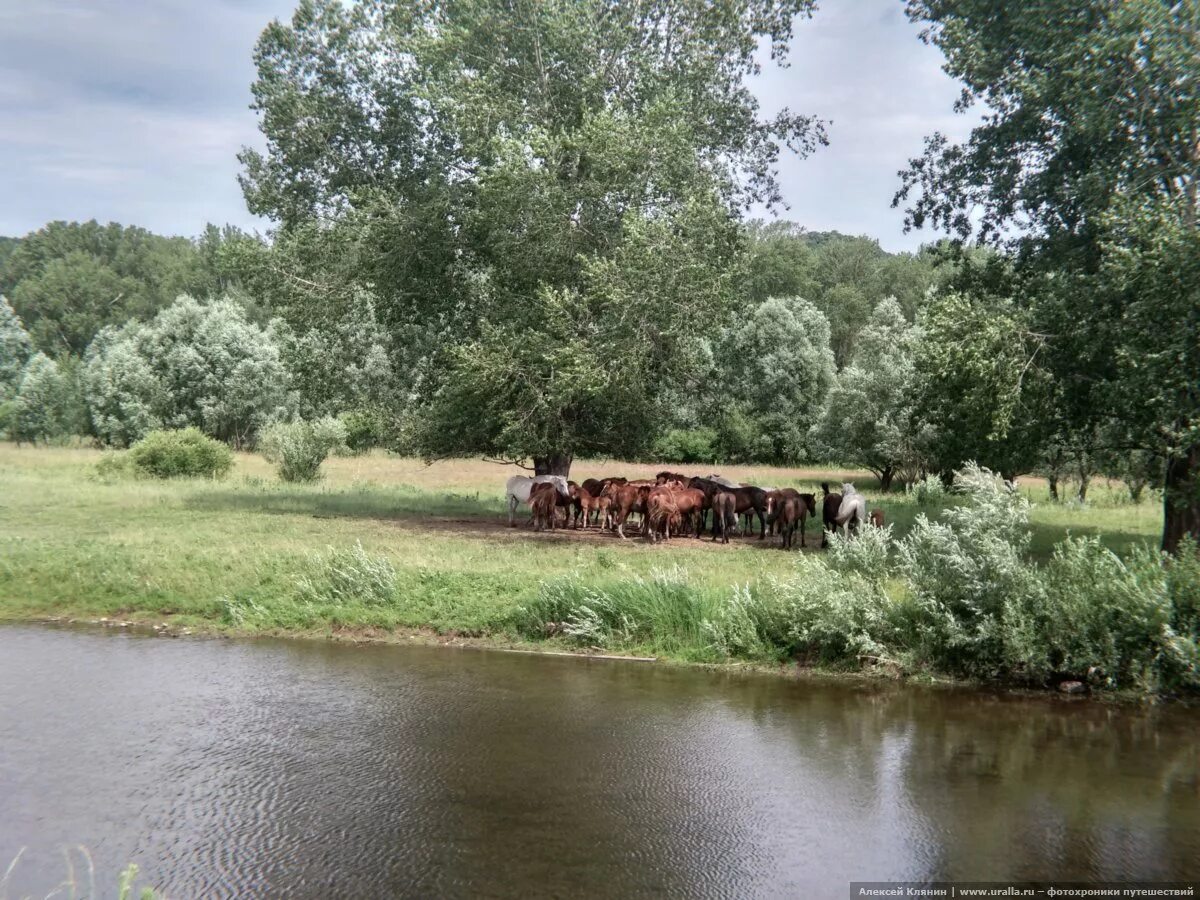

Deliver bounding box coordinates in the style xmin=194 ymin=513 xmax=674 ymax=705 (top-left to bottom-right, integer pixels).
xmin=1 ymin=444 xmax=1178 ymax=693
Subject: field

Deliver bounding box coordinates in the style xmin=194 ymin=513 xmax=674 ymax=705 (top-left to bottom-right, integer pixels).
xmin=0 ymin=444 xmax=1163 ymax=657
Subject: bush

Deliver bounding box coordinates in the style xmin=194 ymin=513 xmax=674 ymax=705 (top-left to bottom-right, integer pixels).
xmin=1001 ymin=539 xmax=1170 ymax=689
xmin=897 ymin=464 xmax=1038 ymax=675
xmin=83 ymin=295 xmax=292 ymax=448
xmin=515 ymin=567 xmax=726 ymax=657
xmin=296 ymin=542 xmax=397 ymax=606
xmin=906 ymin=473 xmax=946 ymax=506
xmin=95 ymin=451 xmax=134 ymax=479
xmin=127 ymin=428 xmax=233 ymax=478
xmin=339 ymin=408 xmax=389 ymax=455
xmin=7 ymin=352 xmax=73 ymax=444
xmin=259 ymin=417 xmax=347 ymax=482
xmin=650 ymin=427 xmax=717 ymax=463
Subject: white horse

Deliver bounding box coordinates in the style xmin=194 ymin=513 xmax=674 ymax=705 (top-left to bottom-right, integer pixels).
xmin=834 ymin=482 xmax=868 ymax=537
xmin=506 ymin=475 xmax=570 ymax=526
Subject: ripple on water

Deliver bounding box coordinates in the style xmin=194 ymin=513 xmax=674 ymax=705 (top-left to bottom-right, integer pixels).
xmin=0 ymin=626 xmax=1197 ymax=898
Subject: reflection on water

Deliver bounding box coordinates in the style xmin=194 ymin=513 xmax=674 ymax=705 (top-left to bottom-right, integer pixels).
xmin=1 ymin=625 xmax=1196 ymax=898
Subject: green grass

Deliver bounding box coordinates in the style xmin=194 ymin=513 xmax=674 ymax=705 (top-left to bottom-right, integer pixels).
xmin=0 ymin=444 xmax=1163 ymax=656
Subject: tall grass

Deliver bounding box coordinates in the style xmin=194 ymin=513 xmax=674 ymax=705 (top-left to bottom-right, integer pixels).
xmin=515 ymin=566 xmax=730 ymax=659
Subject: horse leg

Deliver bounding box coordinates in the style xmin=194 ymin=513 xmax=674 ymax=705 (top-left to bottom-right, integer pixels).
xmin=508 ymin=494 xmax=518 ymax=526
xmin=758 ymin=507 xmax=766 ymax=540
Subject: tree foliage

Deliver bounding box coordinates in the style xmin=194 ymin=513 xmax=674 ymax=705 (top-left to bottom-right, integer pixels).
xmin=84 ymin=296 xmax=292 ymax=448
xmin=718 ymin=296 xmax=836 ymax=462
xmin=0 ymin=295 xmax=32 ymax=398
xmin=7 ymin=353 xmax=72 ymax=445
xmin=897 ymin=0 xmax=1200 ymax=549
xmin=811 ymin=297 xmax=928 ymax=488
xmin=0 ymin=221 xmax=232 ymax=356
xmin=241 ymin=0 xmax=828 ymax=471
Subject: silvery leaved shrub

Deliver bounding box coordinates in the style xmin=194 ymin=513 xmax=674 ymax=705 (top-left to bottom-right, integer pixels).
xmin=259 ymin=417 xmax=348 ymax=482
xmin=296 ymin=542 xmax=397 ymax=606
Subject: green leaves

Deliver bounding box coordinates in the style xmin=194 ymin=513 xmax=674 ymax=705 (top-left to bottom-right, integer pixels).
xmin=242 ymin=0 xmax=826 ymax=465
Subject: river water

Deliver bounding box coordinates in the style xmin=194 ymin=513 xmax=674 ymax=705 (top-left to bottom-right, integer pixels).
xmin=1 ymin=625 xmax=1197 ymax=898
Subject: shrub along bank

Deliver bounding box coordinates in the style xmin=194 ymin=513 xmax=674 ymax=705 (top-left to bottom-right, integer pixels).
xmin=513 ymin=466 xmax=1199 ymax=694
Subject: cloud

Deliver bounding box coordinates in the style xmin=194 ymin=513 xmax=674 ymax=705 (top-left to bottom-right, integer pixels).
xmin=750 ymin=0 xmax=982 ymax=250
xmin=0 ymin=0 xmax=294 ymax=238
xmin=0 ymin=0 xmax=975 ymax=250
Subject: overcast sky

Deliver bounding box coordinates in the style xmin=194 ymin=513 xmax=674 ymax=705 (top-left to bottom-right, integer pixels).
xmin=0 ymin=0 xmax=976 ymax=252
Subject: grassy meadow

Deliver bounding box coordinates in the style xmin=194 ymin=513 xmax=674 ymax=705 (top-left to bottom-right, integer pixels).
xmin=0 ymin=443 xmax=1163 ymax=660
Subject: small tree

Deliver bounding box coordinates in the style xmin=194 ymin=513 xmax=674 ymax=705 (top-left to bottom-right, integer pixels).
xmin=912 ymin=291 xmax=1051 ymax=481
xmin=8 ymin=353 xmax=70 ymax=444
xmin=259 ymin=417 xmax=347 ymax=482
xmin=718 ymin=296 xmax=836 ymax=463
xmin=810 ymin=297 xmax=926 ymax=489
xmin=0 ymin=295 xmax=32 ymax=398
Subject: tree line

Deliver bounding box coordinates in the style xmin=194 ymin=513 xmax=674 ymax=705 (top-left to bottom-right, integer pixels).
xmin=0 ymin=0 xmax=1195 ymax=552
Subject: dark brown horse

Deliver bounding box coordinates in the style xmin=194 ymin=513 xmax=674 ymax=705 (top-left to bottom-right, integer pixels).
xmin=655 ymin=470 xmax=691 ymax=486
xmin=821 ymin=482 xmax=842 ymax=548
xmin=711 ymin=490 xmax=737 ymax=544
xmin=767 ymin=489 xmax=817 ymax=547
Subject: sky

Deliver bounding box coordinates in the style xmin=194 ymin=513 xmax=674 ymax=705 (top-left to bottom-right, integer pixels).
xmin=0 ymin=0 xmax=978 ymax=253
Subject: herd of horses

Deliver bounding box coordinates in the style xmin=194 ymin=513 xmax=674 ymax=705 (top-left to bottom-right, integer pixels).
xmin=504 ymin=471 xmax=883 ymax=549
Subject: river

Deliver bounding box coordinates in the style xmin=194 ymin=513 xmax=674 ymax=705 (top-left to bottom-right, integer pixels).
xmin=0 ymin=625 xmax=1196 ymax=898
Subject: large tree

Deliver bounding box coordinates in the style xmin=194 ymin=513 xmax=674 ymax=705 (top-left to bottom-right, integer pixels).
xmin=241 ymin=0 xmax=827 ymax=475
xmin=896 ymin=0 xmax=1200 ymax=552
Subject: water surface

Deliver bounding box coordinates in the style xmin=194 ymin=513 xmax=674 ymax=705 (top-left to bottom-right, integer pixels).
xmin=1 ymin=625 xmax=1197 ymax=897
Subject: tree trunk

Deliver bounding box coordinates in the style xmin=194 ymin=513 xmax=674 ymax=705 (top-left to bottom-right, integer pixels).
xmin=1162 ymin=443 xmax=1200 ymax=554
xmin=533 ymin=452 xmax=573 ymax=478
xmin=879 ymin=467 xmax=894 ymax=492
xmin=1075 ymin=453 xmax=1092 ymax=504
xmin=1048 ymin=473 xmax=1059 ymax=502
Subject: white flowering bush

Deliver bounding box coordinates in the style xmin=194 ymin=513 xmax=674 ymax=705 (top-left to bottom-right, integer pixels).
xmin=897 ymin=464 xmax=1038 ymax=673
xmin=258 ymin=416 xmax=347 ymax=482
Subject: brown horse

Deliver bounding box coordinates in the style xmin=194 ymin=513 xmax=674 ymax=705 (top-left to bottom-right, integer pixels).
xmin=777 ymin=494 xmax=816 ymax=549
xmin=869 ymin=509 xmax=885 ymax=528
xmin=655 ymin=470 xmax=691 ymax=486
xmin=645 ymin=486 xmax=679 ymax=542
xmin=821 ymin=482 xmax=842 ymax=548
xmin=767 ymin=489 xmax=817 ymax=547
xmin=711 ymin=490 xmax=737 ymax=544
xmin=607 ymin=482 xmax=652 ymax=539
xmin=529 ymin=482 xmax=557 ymax=532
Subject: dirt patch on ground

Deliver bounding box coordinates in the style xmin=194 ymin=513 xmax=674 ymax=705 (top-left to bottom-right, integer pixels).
xmin=398 ymin=513 xmax=825 ymax=553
